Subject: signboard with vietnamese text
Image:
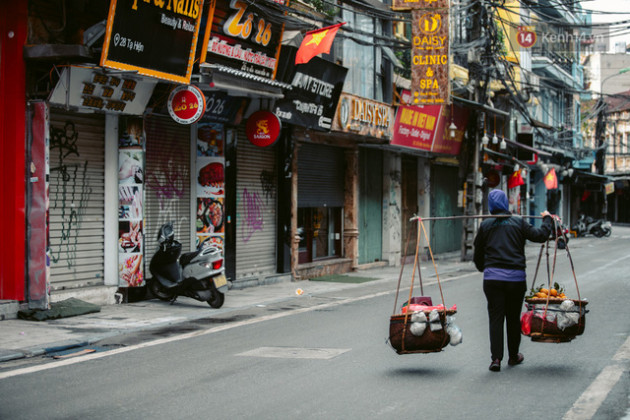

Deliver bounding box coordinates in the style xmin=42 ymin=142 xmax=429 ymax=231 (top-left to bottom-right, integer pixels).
xmin=332 ymin=93 xmax=394 ymax=139
xmin=274 ymin=51 xmax=347 ymax=132
xmin=392 ymin=0 xmax=448 ymax=11
xmin=100 ymin=0 xmax=203 ymax=84
xmin=391 ymin=104 xmax=468 ymax=155
xmin=48 ymin=67 xmax=157 ymax=115
xmin=411 ymin=9 xmax=450 ymax=105
xmin=200 ymin=0 xmax=284 ymax=80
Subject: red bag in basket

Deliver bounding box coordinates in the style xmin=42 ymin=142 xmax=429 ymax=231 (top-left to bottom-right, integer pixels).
xmin=520 ymin=310 xmax=533 ymax=336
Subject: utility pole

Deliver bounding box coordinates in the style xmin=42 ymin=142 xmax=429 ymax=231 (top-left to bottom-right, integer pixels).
xmin=459 ymin=0 xmax=486 ymax=261
xmin=594 ymin=95 xmax=606 ymax=176
xmin=594 ymin=95 xmax=608 ymax=220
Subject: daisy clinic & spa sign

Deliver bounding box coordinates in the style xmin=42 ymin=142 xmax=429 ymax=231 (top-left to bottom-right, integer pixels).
xmin=391 ymin=0 xmax=450 ymax=105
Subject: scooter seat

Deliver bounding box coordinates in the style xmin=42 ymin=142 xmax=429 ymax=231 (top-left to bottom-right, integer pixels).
xmin=180 ymin=249 xmax=201 ymax=267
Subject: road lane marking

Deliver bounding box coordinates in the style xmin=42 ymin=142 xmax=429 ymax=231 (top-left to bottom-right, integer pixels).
xmin=236 ymin=346 xmax=351 ymax=359
xmin=579 ymin=254 xmax=630 ymax=278
xmin=563 ymin=336 xmax=630 ymax=420
xmin=0 ymin=289 xmax=394 ymax=380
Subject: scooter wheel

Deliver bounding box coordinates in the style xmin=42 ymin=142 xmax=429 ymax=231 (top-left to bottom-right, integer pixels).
xmin=605 ymin=228 xmax=612 ymax=237
xmin=207 ymin=283 xmax=225 ymax=308
xmin=150 ymin=279 xmax=175 ymax=301
xmin=593 ymin=228 xmax=605 ymax=238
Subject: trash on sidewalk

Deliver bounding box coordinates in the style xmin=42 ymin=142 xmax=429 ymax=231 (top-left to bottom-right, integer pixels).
xmin=17 ymin=298 xmax=101 ymax=321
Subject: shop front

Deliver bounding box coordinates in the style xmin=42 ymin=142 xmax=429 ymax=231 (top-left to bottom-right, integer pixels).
xmin=390 ymin=102 xmax=468 ymax=257
xmin=289 ymin=92 xmax=395 ymax=278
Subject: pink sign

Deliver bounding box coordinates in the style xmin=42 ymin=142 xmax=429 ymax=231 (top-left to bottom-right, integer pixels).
xmin=391 ymin=104 xmax=442 ymax=152
xmin=391 ymin=104 xmax=468 ymax=156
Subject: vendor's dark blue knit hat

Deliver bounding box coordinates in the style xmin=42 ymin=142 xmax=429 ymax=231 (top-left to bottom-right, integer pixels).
xmin=488 ymin=189 xmax=509 ymax=214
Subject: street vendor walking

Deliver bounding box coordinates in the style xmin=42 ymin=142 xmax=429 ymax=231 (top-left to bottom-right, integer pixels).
xmin=474 ymin=189 xmax=553 ymax=372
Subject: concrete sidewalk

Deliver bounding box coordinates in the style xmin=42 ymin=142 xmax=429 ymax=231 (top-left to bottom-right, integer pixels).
xmin=0 ymin=256 xmax=474 ymax=363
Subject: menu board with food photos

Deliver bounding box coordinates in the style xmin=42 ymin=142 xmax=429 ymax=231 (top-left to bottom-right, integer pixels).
xmin=118 ymin=117 xmax=145 ymax=287
xmin=196 ymin=119 xmax=225 ymax=252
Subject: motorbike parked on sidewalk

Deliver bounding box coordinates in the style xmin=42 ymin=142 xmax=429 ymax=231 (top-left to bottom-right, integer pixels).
xmin=572 ymin=214 xmax=612 ymax=238
xmin=149 ymin=222 xmax=228 ymax=308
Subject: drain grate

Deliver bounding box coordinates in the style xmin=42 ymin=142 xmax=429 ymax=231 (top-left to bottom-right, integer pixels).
xmin=236 ymin=346 xmax=351 ymax=360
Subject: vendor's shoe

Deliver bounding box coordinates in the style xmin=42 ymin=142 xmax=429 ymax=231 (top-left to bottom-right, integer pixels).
xmin=489 ymin=359 xmax=501 ymax=372
xmin=508 ymin=353 xmax=524 ymax=366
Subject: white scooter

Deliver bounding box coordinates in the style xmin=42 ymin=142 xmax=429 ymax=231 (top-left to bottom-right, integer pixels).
xmin=149 ymin=222 xmax=228 ymax=308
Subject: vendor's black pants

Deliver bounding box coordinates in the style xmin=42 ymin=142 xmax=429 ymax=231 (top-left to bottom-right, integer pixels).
xmin=483 ymin=280 xmax=527 ymax=361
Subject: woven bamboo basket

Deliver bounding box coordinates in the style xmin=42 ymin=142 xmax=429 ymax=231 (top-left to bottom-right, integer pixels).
xmin=388 ymin=217 xmax=458 ymax=355
xmin=523 ymin=217 xmax=589 ymax=344
xmin=389 ymin=309 xmax=456 ymax=354
xmin=524 ymin=298 xmax=588 ymax=343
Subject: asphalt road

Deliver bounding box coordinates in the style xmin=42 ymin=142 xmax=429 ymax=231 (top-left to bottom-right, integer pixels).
xmin=1 ymin=228 xmax=629 ymax=420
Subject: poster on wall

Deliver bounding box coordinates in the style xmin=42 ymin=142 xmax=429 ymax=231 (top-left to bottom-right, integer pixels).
xmin=118 ymin=117 xmax=145 ymax=287
xmin=196 ymin=119 xmax=225 ymax=251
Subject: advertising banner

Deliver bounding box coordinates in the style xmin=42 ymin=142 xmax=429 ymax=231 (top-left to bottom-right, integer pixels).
xmin=391 ymin=103 xmax=468 ymax=155
xmin=101 ymin=0 xmax=203 ymax=84
xmin=274 ymin=53 xmax=347 ymax=131
xmin=200 ymin=0 xmax=284 ymax=80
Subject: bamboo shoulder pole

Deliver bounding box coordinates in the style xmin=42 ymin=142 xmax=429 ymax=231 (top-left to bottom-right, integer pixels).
xmin=410 ymin=214 xmax=550 ymax=222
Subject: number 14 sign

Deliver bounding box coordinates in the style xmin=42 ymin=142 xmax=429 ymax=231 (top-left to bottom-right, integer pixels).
xmin=517 ymin=26 xmax=537 ymax=48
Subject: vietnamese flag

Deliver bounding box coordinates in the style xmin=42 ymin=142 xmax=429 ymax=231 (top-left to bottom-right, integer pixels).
xmin=544 ymin=168 xmax=558 ymax=190
xmin=295 ymin=23 xmax=346 ymax=65
xmin=508 ymin=169 xmax=525 ymax=189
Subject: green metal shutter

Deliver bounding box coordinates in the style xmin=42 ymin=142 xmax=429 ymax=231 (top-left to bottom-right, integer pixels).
xmin=359 ymin=148 xmax=383 ymax=264
xmin=430 ymin=164 xmax=463 ymax=253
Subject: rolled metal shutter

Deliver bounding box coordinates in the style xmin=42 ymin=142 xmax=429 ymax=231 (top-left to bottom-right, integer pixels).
xmin=49 ymin=110 xmax=105 ymax=290
xmin=144 ymin=115 xmax=192 ymax=266
xmin=236 ymin=129 xmax=277 ymax=279
xmin=298 ymin=143 xmax=345 ymax=208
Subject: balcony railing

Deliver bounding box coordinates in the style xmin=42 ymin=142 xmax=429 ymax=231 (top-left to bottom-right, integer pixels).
xmin=531 ymin=44 xmax=574 ymax=75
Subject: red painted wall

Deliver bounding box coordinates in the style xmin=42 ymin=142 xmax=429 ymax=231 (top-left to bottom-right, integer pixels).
xmin=0 ymin=2 xmax=27 ymax=300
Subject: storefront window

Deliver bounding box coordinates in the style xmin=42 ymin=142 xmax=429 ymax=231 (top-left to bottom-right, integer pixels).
xmin=298 ymin=207 xmax=343 ymax=263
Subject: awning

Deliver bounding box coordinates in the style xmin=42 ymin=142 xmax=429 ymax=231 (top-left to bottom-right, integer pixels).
xmin=198 ymin=63 xmax=290 ymax=99
xmin=573 ymin=170 xmax=610 ymax=183
xmin=503 ymin=138 xmax=552 ymax=157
